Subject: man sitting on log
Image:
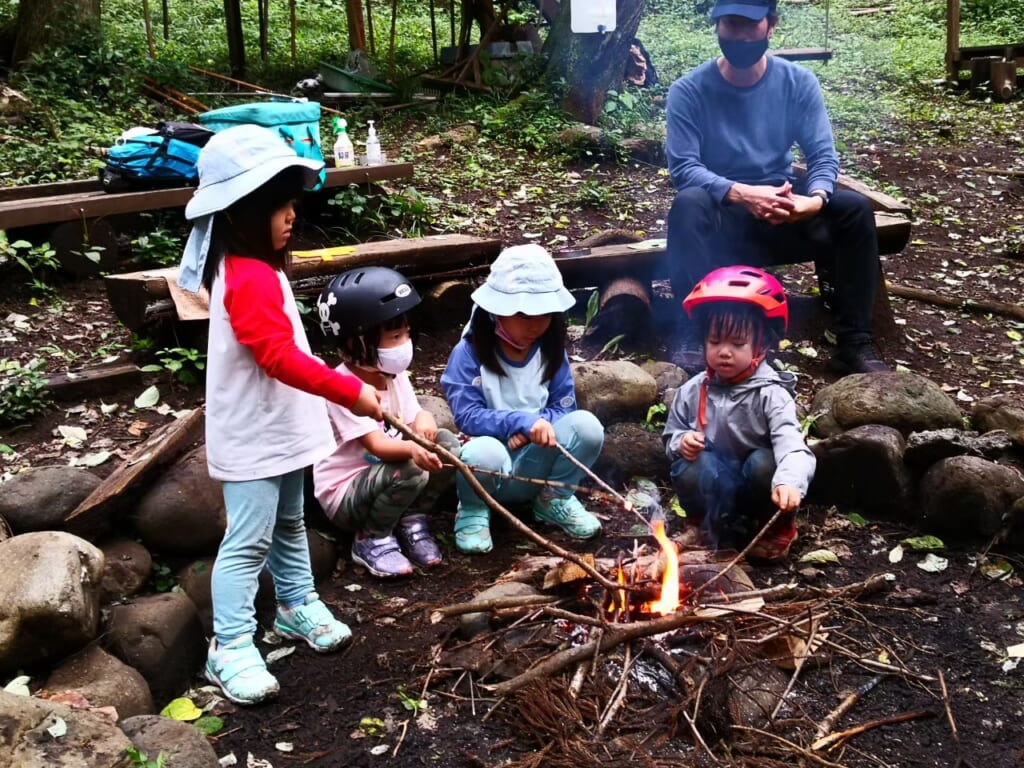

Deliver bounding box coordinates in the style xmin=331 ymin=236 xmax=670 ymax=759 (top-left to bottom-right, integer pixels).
xmin=663 ymin=0 xmax=890 ymax=376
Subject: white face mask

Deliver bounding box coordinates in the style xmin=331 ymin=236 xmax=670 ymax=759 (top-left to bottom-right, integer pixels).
xmin=376 ymin=339 xmax=414 ymax=375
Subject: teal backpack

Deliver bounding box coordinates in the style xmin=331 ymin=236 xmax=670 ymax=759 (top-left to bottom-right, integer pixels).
xmin=198 ymin=101 xmax=326 ymax=190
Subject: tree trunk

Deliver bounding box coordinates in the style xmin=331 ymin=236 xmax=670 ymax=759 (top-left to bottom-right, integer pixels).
xmin=223 ymin=0 xmax=246 ymax=77
xmin=13 ymin=0 xmax=100 ymax=66
xmin=544 ymin=0 xmax=647 ymax=125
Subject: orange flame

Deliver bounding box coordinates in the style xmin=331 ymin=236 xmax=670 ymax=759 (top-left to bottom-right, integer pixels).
xmin=646 ymin=518 xmax=680 ymax=614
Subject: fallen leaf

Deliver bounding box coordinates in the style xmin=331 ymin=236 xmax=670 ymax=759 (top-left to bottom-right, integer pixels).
xmin=56 ymin=425 xmax=87 ymax=448
xmin=246 ymin=755 xmax=274 ymax=768
xmin=901 ymin=535 xmax=945 ymax=551
xmin=274 ymin=743 xmax=294 ymax=752
xmin=979 ymin=560 xmax=1013 ymax=580
xmin=134 ymin=385 xmax=160 ymax=409
xmin=265 ymin=646 xmax=296 ymax=665
xmin=369 ymin=745 xmax=390 ymax=755
xmin=799 ymin=549 xmax=840 ymax=565
xmin=194 ymin=715 xmax=224 ymax=735
xmin=46 ymin=716 xmax=67 ymax=738
xmin=889 ymin=544 xmax=905 ymax=563
xmin=917 ymin=553 xmax=949 ymax=573
xmin=1006 ymin=643 xmax=1024 ymax=658
xmin=161 ymin=697 xmax=203 ymax=721
xmin=3 ymin=675 xmax=30 ymax=696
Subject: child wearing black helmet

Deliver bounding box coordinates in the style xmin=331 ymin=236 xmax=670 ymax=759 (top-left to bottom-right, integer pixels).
xmin=314 ymin=267 xmax=461 ymax=578
xmin=663 ymin=266 xmax=815 ymax=563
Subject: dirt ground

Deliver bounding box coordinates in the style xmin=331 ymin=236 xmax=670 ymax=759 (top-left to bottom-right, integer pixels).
xmin=2 ymin=104 xmax=1024 ymax=767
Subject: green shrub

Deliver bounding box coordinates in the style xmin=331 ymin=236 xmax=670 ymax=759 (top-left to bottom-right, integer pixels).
xmin=0 ymin=359 xmax=52 ymax=427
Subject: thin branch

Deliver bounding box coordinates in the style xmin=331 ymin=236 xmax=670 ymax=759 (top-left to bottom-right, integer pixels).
xmin=810 ymin=709 xmax=936 ymax=752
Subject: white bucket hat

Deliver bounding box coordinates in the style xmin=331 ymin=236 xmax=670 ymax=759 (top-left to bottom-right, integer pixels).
xmin=471 ymin=244 xmax=575 ymax=316
xmin=177 ymin=124 xmax=324 ymax=292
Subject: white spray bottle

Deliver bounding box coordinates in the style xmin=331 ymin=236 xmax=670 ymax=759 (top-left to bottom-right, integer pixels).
xmin=332 ymin=117 xmax=354 ymax=168
xmin=364 ymin=120 xmax=382 ymax=166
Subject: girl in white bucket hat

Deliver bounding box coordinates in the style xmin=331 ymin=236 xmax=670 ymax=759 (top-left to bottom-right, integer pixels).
xmin=440 ymin=244 xmax=605 ymax=554
xmin=178 ymin=124 xmax=382 ymax=706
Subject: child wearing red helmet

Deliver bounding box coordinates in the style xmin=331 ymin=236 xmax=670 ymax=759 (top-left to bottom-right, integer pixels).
xmin=662 ymin=265 xmax=815 ymax=562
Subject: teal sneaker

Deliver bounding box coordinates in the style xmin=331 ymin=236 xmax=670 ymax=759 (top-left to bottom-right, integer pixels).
xmin=274 ymin=592 xmax=352 ymax=653
xmin=454 ymin=504 xmax=493 ymax=554
xmin=533 ymin=494 xmax=601 ymax=539
xmin=205 ymin=635 xmax=279 ymax=705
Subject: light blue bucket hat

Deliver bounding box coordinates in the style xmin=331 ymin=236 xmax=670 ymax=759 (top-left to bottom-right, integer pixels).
xmin=177 ymin=124 xmax=324 ymax=292
xmin=471 ymin=244 xmax=575 ymax=316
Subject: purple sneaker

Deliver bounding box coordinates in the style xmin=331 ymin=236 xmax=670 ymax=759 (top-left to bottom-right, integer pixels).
xmin=351 ymin=534 xmax=413 ymax=578
xmin=397 ymin=514 xmax=443 ymax=568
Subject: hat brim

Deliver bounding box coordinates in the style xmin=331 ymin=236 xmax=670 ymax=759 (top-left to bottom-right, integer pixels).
xmin=471 ymin=283 xmax=575 ymax=316
xmin=185 ymin=156 xmax=324 ymax=220
xmin=710 ymin=2 xmax=770 ymax=20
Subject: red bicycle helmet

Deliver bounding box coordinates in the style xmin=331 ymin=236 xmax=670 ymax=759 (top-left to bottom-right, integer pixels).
xmin=683 ymin=265 xmax=788 ymax=334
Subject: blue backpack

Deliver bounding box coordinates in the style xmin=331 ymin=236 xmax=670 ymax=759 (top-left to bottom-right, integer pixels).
xmin=198 ymin=101 xmax=326 ymax=190
xmin=101 ymin=122 xmax=214 ymax=192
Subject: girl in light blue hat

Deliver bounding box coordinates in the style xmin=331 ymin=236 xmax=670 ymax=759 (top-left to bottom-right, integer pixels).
xmin=178 ymin=124 xmax=383 ymax=706
xmin=441 ymin=244 xmax=605 ymax=554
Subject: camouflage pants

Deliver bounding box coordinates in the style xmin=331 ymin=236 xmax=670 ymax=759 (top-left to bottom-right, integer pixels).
xmin=332 ymin=428 xmax=460 ymax=538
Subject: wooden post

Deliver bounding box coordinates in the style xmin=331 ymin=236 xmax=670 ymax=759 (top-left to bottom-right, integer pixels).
xmin=142 ymin=0 xmax=155 ymax=58
xmin=346 ymin=0 xmax=366 ymax=52
xmin=223 ymin=0 xmax=246 ymax=78
xmin=161 ymin=0 xmax=169 ymax=41
xmin=990 ymin=59 xmax=1017 ymax=100
xmin=429 ymin=0 xmax=438 ymax=63
xmin=945 ymin=0 xmax=960 ymax=82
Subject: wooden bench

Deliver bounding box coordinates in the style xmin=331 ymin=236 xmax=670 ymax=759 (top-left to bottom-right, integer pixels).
xmin=0 ymin=162 xmax=414 ymax=276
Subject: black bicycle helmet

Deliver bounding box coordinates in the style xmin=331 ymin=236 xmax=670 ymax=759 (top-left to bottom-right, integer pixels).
xmin=317 ymin=267 xmax=421 ymax=339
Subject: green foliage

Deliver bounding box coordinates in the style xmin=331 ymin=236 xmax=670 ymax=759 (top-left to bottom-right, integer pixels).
xmin=328 ymin=185 xmax=439 ymax=240
xmin=125 ymin=747 xmax=166 ymax=768
xmin=131 ymin=216 xmax=186 ymax=268
xmin=0 ymin=235 xmax=60 ymax=296
xmin=643 ymin=402 xmax=668 ymax=433
xmin=141 ymin=347 xmax=207 ymax=385
xmin=149 ymin=561 xmax=176 ymax=593
xmin=599 ymin=87 xmax=663 ymax=136
xmin=0 ymin=359 xmax=52 ymax=427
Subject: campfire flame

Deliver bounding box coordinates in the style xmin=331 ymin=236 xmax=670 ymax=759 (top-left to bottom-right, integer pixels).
xmin=645 ymin=518 xmax=680 ymax=615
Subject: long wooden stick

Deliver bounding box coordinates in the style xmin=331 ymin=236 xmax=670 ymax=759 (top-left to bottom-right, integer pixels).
xmin=887 ymin=281 xmax=1024 ymax=322
xmin=430 ymin=594 xmax=558 ymax=620
xmin=553 ymin=442 xmax=653 ymax=530
xmin=381 ymin=413 xmax=621 ymax=591
xmin=441 ymin=463 xmax=617 ymax=501
xmin=813 ymin=674 xmax=885 ymax=742
xmin=811 ymin=709 xmax=935 ymax=752
xmin=690 ymin=508 xmax=783 ymax=599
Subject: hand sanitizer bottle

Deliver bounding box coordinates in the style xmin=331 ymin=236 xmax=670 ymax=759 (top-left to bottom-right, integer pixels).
xmin=332 ymin=117 xmax=354 ymax=168
xmin=364 ymin=120 xmax=382 ymax=166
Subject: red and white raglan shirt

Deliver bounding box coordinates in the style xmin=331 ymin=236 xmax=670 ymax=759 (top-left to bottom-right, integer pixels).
xmin=204 ymin=256 xmax=363 ymax=482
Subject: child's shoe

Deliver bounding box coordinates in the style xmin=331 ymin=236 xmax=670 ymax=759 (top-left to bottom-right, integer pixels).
xmin=351 ymin=534 xmax=414 ymax=578
xmin=454 ymin=504 xmax=492 ymax=554
xmin=533 ymin=494 xmax=602 ymax=539
xmin=205 ymin=635 xmax=279 ymax=705
xmin=274 ymin=592 xmax=353 ymax=652
xmin=397 ymin=514 xmax=443 ymax=567
xmin=746 ymin=520 xmax=798 ymax=564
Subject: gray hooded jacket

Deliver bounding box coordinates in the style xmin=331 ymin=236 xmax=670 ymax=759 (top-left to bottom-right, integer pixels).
xmin=662 ymin=361 xmax=816 ymax=496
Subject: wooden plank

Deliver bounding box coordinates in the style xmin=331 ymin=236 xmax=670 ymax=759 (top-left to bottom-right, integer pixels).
xmin=44 ymin=361 xmax=142 ymax=401
xmin=65 ymin=408 xmax=205 ymax=523
xmin=104 ymin=234 xmax=502 ymax=330
xmin=0 ymin=162 xmax=414 ymax=231
xmin=793 ymin=163 xmax=912 ymax=215
xmin=0 ymin=178 xmax=102 ymax=203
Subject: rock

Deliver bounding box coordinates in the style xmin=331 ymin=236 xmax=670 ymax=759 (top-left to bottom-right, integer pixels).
xmin=413 ymin=123 xmax=478 ymax=151
xmin=98 ymin=538 xmax=153 ymax=602
xmin=972 ymin=395 xmax=1024 ymax=445
xmin=104 ymin=592 xmax=207 ymax=707
xmin=810 ymin=372 xmax=962 ymax=438
xmin=417 ymin=394 xmax=456 ymax=434
xmin=0 ymin=466 xmax=101 ymax=533
xmin=0 ymin=531 xmax=104 ymax=675
xmin=693 ymin=662 xmax=789 ymax=745
xmin=809 ymin=425 xmax=914 ymax=520
xmin=904 ymin=428 xmax=1015 ymax=471
xmin=639 ymin=360 xmax=687 ymax=395
xmin=419 ymin=281 xmax=474 ymax=332
xmin=308 ymin=528 xmax=339 ymax=584
xmin=134 ymin=446 xmax=225 ymax=557
xmin=918 ymin=456 xmax=1024 ymax=541
xmin=44 ymin=644 xmax=154 ymax=720
xmin=571 ymin=360 xmax=658 ymax=423
xmin=121 ymin=714 xmax=220 ymax=768
xmin=460 ymin=582 xmax=542 ymax=640
xmin=680 ymin=563 xmax=754 ymax=594
xmin=593 ymin=422 xmax=668 ymax=486
xmin=0 ymin=689 xmax=132 ymax=768
xmin=175 ymin=558 xmax=216 ymax=637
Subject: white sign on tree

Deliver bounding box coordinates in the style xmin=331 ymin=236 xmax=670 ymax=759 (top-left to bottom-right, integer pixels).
xmin=570 ymin=0 xmax=617 ymax=33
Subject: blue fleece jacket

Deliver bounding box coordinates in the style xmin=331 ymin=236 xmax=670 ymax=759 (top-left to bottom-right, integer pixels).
xmin=665 ymin=56 xmax=839 ymax=202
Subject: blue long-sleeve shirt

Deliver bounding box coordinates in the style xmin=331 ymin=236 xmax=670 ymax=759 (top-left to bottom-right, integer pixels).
xmin=665 ymin=56 xmax=839 ymax=202
xmin=441 ymin=337 xmax=576 ymax=442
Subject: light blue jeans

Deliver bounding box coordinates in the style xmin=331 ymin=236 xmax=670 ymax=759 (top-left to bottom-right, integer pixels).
xmin=456 ymin=410 xmax=604 ymax=510
xmin=670 ymin=444 xmax=776 ymax=550
xmin=212 ymin=469 xmax=314 ymax=645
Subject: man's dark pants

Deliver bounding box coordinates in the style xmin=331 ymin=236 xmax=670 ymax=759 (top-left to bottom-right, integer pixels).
xmin=665 ymin=187 xmax=880 ymax=346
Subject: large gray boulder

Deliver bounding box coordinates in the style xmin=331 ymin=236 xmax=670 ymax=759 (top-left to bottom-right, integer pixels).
xmin=44 ymin=644 xmax=154 ymax=720
xmin=571 ymin=360 xmax=658 ymax=423
xmin=810 ymin=372 xmax=963 ymax=438
xmin=0 ymin=532 xmax=104 ymax=674
xmin=972 ymin=395 xmax=1024 ymax=445
xmin=0 ymin=688 xmax=132 ymax=768
xmin=593 ymin=422 xmax=668 ymax=485
xmin=918 ymin=455 xmax=1024 ymax=541
xmin=121 ymin=715 xmax=220 ymax=768
xmin=98 ymin=538 xmax=153 ymax=603
xmin=0 ymin=466 xmax=100 ymax=533
xmin=134 ymin=446 xmax=225 ymax=557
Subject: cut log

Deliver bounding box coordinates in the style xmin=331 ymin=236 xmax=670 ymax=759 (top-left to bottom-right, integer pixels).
xmin=44 ymin=361 xmax=142 ymax=402
xmin=887 ymin=282 xmax=1024 ymax=322
xmin=65 ymin=408 xmax=205 ymax=523
xmin=104 ymin=234 xmax=502 ymax=330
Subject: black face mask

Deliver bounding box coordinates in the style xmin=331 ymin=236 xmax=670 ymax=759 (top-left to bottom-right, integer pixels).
xmin=718 ymin=37 xmax=769 ymax=69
